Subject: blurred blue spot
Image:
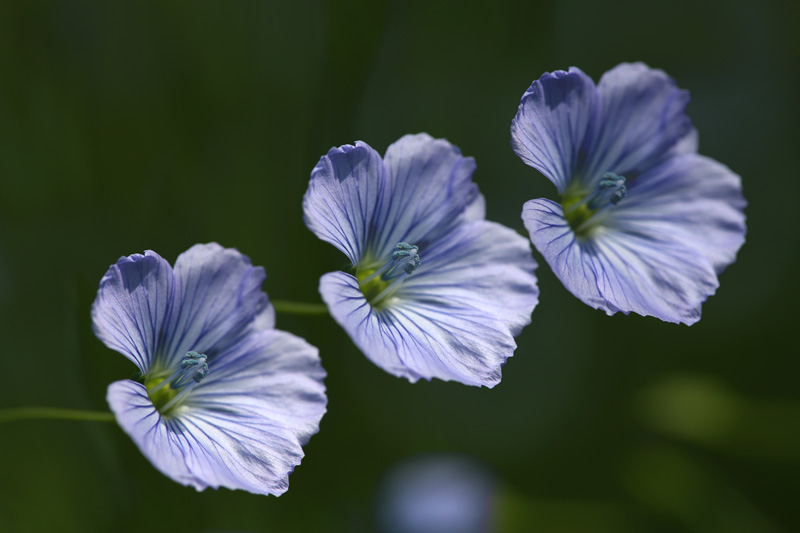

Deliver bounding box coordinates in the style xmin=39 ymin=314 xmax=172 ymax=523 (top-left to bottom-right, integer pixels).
xmin=376 ymin=454 xmax=497 ymax=533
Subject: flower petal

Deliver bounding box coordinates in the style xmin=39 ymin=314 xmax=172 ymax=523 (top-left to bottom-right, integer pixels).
xmin=401 ymin=220 xmax=539 ymax=336
xmin=249 ymin=302 xmax=276 ymax=331
xmin=302 ymin=142 xmax=386 ymax=265
xmin=510 ymin=67 xmax=597 ymax=193
xmin=161 ymin=243 xmax=267 ymax=368
xmin=671 ymin=127 xmax=699 ymax=156
xmin=522 ymin=198 xmax=719 ymax=324
xmin=610 ymin=153 xmax=746 ymax=273
xmin=108 ymin=327 xmax=325 ymax=498
xmin=583 ymin=62 xmax=692 ymax=182
xmin=107 ymin=380 xmax=198 ymax=487
xmin=373 ymin=133 xmax=480 ymax=255
xmin=319 ymin=271 xmax=516 ymax=387
xmin=189 ymin=328 xmax=327 ymax=446
xmin=91 ymin=251 xmax=175 ymax=373
xmin=460 ymin=191 xmax=486 ymax=223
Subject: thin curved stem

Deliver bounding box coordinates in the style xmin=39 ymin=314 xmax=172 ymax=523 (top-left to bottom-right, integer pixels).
xmin=271 ymin=299 xmax=329 ymax=316
xmin=0 ymin=407 xmax=116 ymax=424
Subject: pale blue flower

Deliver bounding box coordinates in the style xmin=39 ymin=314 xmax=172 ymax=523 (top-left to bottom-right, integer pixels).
xmin=511 ymin=63 xmax=746 ymax=324
xmin=303 ymin=134 xmax=539 ymax=387
xmin=92 ymin=243 xmax=326 ymax=495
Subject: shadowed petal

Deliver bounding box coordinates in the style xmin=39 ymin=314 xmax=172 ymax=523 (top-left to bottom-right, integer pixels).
xmin=583 ymin=62 xmax=692 ymax=182
xmin=671 ymin=127 xmax=699 ymax=156
xmin=523 ymin=198 xmax=718 ymax=324
xmin=249 ymin=303 xmax=276 ymax=332
xmin=373 ymin=134 xmax=480 ymax=254
xmin=401 ymin=220 xmax=539 ymax=336
xmin=611 ymin=153 xmax=746 ymax=273
xmin=460 ymin=192 xmax=486 ymax=224
xmin=162 ymin=243 xmax=268 ymax=368
xmin=319 ymin=271 xmax=516 ymax=387
xmin=91 ymin=251 xmax=174 ymax=373
xmin=302 ymin=142 xmax=386 ymax=265
xmin=510 ymin=67 xmax=597 ymax=193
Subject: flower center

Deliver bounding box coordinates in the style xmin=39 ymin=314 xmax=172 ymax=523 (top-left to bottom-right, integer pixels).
xmin=357 ymin=242 xmax=421 ymax=307
xmin=146 ymin=351 xmax=209 ymax=415
xmin=562 ymin=172 xmax=627 ymax=235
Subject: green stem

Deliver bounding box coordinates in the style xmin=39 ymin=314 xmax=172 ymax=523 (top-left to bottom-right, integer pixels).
xmin=271 ymin=299 xmax=329 ymax=316
xmin=0 ymin=407 xmax=116 ymax=424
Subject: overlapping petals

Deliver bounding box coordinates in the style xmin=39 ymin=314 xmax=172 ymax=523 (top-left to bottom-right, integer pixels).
xmin=612 ymin=154 xmax=746 ymax=272
xmin=303 ymin=135 xmax=482 ymax=265
xmin=320 ymin=270 xmax=517 ymax=387
xmin=523 ymin=198 xmax=718 ymax=324
xmin=161 ymin=244 xmax=269 ymax=368
xmin=512 ymin=63 xmax=746 ymax=324
xmin=375 ymin=135 xmax=481 ymax=253
xmin=305 ymin=133 xmax=539 ymax=387
xmin=93 ymin=243 xmax=326 ymax=495
xmin=583 ymin=63 xmax=692 ymax=181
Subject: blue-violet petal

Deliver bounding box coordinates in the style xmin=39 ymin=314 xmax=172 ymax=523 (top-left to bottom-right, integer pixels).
xmin=510 ymin=67 xmax=597 ymax=193
xmin=92 ymin=251 xmax=175 ymax=374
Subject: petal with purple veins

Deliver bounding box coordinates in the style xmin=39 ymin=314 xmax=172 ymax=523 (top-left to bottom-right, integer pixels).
xmin=108 ymin=324 xmax=326 ymax=497
xmin=302 ymin=142 xmax=386 ymax=265
xmin=374 ymin=133 xmax=480 ymax=254
xmin=610 ymin=153 xmax=746 ymax=273
xmin=189 ymin=328 xmax=327 ymax=446
xmin=400 ymin=220 xmax=538 ymax=337
xmin=511 ymin=67 xmax=597 ymax=193
xmin=320 ymin=271 xmax=516 ymax=387
xmin=91 ymin=251 xmax=175 ymax=373
xmin=523 ymin=198 xmax=719 ymax=324
xmin=583 ymin=62 xmax=693 ymax=181
xmin=161 ymin=243 xmax=268 ymax=369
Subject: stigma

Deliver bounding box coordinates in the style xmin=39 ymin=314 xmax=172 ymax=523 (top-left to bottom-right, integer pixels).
xmin=147 ymin=351 xmax=209 ymax=414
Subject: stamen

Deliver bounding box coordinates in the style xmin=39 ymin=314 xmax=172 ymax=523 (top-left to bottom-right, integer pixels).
xmin=358 ymin=242 xmax=422 ymax=306
xmin=147 ymin=351 xmax=209 ymax=414
xmin=370 ymin=276 xmax=407 ymax=305
xmin=363 ymin=242 xmax=421 ymax=282
xmin=172 ymin=351 xmax=209 ymax=388
xmin=385 ymin=242 xmax=421 ymax=279
xmin=359 ymin=262 xmax=391 ymax=286
xmin=159 ymin=383 xmax=197 ymax=413
xmin=562 ymin=172 xmax=628 ymax=236
xmin=147 ymin=366 xmax=183 ymax=394
xmin=587 ymin=172 xmax=627 ymax=209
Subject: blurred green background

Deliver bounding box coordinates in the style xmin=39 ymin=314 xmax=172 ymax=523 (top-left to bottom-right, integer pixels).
xmin=0 ymin=1 xmax=797 ymax=531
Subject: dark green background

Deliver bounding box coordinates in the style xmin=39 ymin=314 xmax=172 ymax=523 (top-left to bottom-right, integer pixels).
xmin=1 ymin=1 xmax=797 ymax=532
